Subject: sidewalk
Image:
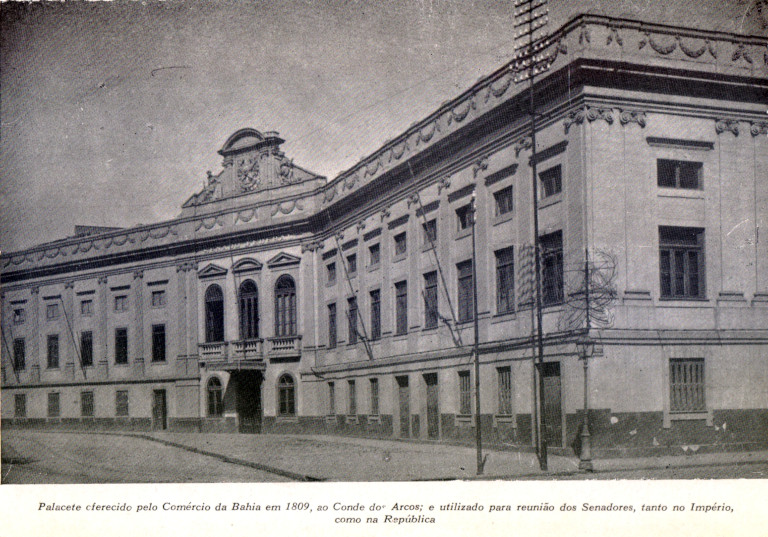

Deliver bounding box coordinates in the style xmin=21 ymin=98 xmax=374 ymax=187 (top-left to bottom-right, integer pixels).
xmin=136 ymin=432 xmax=768 ymax=481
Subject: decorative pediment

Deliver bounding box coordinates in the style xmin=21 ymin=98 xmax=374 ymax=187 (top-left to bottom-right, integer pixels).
xmin=198 ymin=263 xmax=228 ymax=279
xmin=218 ymin=128 xmax=283 ymax=156
xmin=267 ymin=252 xmax=301 ymax=269
xmin=232 ymin=257 xmax=263 ymax=274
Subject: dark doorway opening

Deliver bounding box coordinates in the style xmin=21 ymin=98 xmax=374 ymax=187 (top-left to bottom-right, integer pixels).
xmin=152 ymin=389 xmax=167 ymax=431
xmin=235 ymin=371 xmax=263 ymax=433
xmin=541 ymin=361 xmax=562 ymax=447
xmin=424 ymin=373 xmax=439 ymax=439
xmin=396 ymin=376 xmax=410 ymax=438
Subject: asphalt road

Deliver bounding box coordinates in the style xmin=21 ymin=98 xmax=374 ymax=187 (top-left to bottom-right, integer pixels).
xmin=1 ymin=430 xmax=291 ymax=484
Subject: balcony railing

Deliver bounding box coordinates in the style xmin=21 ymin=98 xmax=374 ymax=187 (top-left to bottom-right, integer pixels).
xmin=199 ymin=336 xmax=301 ymax=365
xmin=267 ymin=335 xmax=302 ymax=357
xmin=233 ymin=339 xmax=264 ymax=360
xmin=199 ymin=342 xmax=228 ymax=361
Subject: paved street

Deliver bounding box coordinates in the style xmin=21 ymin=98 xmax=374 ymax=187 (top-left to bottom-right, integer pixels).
xmin=2 ymin=429 xmax=767 ymax=484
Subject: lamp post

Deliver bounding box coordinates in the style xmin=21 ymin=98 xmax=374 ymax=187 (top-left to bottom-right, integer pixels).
xmin=576 ymin=333 xmax=594 ymax=472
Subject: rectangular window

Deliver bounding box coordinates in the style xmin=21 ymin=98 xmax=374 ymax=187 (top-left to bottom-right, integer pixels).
xmin=539 ymin=165 xmax=562 ymax=198
xmin=47 ymin=392 xmax=60 ymax=418
xmin=151 ymin=290 xmax=166 ymax=308
xmin=497 ymin=366 xmax=512 ymax=415
xmin=368 ymin=243 xmax=380 ymax=266
xmin=13 ymin=308 xmax=25 ymax=324
xmin=81 ymin=391 xmax=95 ymax=417
xmin=658 ymin=159 xmax=702 ymax=189
xmin=348 ymin=380 xmax=357 ymax=415
xmin=13 ymin=338 xmax=25 ymax=371
xmin=347 ymin=297 xmax=358 ymax=345
xmin=394 ymin=232 xmax=407 ymax=256
xmin=328 ymin=382 xmax=336 ymax=415
xmin=541 ymin=231 xmax=564 ymax=306
xmin=47 ymin=335 xmax=59 ymax=369
xmin=46 ymin=303 xmax=59 ymax=320
xmin=370 ymin=290 xmax=381 ymax=341
xmin=115 ymin=328 xmax=128 ymax=364
xmin=327 ymin=262 xmax=336 ymax=284
xmin=495 ymin=247 xmax=515 ymax=314
xmin=660 ymin=226 xmax=705 ymax=299
xmin=80 ymin=299 xmax=93 ymax=316
xmin=114 ymin=295 xmax=128 ymax=312
xmin=14 ymin=394 xmax=26 ymax=418
xmin=494 ymin=185 xmax=514 ymax=216
xmin=328 ymin=303 xmax=337 ymax=349
xmin=80 ymin=331 xmax=93 ymax=367
xmin=370 ymin=378 xmax=380 ymax=416
xmin=423 ymin=219 xmax=437 ymax=246
xmin=459 ymin=371 xmax=471 ymax=415
xmin=152 ymin=324 xmax=166 ymax=362
xmin=423 ymin=271 xmax=438 ymax=329
xmin=456 ymin=204 xmax=472 ymax=231
xmin=395 ymin=281 xmax=408 ymax=335
xmin=457 ymin=260 xmax=474 ymax=323
xmin=670 ymin=358 xmax=706 ymax=412
xmin=346 ymin=253 xmax=357 ymax=275
xmin=115 ymin=390 xmax=129 ymax=417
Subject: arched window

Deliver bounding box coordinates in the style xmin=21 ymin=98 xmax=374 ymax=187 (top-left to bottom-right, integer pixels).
xmin=205 ymin=285 xmax=225 ymax=342
xmin=274 ymin=275 xmax=297 ymax=337
xmin=207 ymin=377 xmax=223 ymax=417
xmin=239 ymin=280 xmax=259 ymax=340
xmin=277 ymin=374 xmax=296 ymax=416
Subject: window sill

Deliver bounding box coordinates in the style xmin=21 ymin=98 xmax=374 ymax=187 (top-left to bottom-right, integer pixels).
xmin=664 ymin=410 xmax=713 ymax=428
xmin=367 ymin=415 xmax=382 ymax=424
xmin=494 ymin=414 xmax=516 ymax=426
xmin=345 ymin=415 xmax=359 ymax=424
xmin=491 ymin=311 xmax=517 ymax=323
xmin=276 ymin=416 xmax=298 ymax=423
xmin=658 ymin=297 xmax=711 ymax=305
xmin=326 ymin=281 xmax=337 ymax=288
xmin=393 ymin=253 xmax=407 ymax=263
xmin=114 ymin=363 xmax=130 ymax=367
xmin=367 ymin=263 xmax=380 ymax=272
xmin=492 ymin=212 xmax=514 ymax=226
xmin=347 ymin=272 xmax=357 ymax=279
xmin=455 ymin=228 xmax=472 ymax=240
xmin=150 ymin=360 xmax=167 ymax=365
xmin=657 ymin=188 xmax=704 ymax=200
xmin=422 ymin=325 xmax=439 ymax=333
xmin=421 ymin=244 xmax=435 ymax=253
xmin=392 ymin=333 xmax=408 ymax=341
xmin=456 ymin=414 xmax=475 ymax=426
xmin=325 ymin=415 xmax=338 ymax=423
xmin=539 ymin=194 xmax=562 ymax=209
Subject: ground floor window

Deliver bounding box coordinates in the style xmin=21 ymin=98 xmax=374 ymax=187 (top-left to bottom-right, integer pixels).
xmin=328 ymin=382 xmax=336 ymax=415
xmin=115 ymin=390 xmax=129 ymax=417
xmin=47 ymin=392 xmax=60 ymax=418
xmin=370 ymin=378 xmax=380 ymax=416
xmin=278 ymin=374 xmax=296 ymax=416
xmin=670 ymin=358 xmax=706 ymax=413
xmin=14 ymin=394 xmax=26 ymax=418
xmin=458 ymin=371 xmax=471 ymax=415
xmin=81 ymin=391 xmax=94 ymax=417
xmin=348 ymin=379 xmax=356 ymax=415
xmin=207 ymin=377 xmax=224 ymax=417
xmin=497 ymin=366 xmax=512 ymax=415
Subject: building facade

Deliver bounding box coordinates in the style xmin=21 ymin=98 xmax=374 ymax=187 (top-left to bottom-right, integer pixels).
xmin=2 ymin=15 xmax=767 ymax=456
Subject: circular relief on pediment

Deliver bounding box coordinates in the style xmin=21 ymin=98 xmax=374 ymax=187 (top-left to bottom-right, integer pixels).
xmin=237 ymin=155 xmax=260 ymax=192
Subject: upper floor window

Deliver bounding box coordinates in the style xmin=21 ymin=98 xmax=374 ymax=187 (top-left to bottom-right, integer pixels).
xmin=370 ymin=290 xmax=381 ymax=341
xmin=423 ymin=271 xmax=438 ymax=329
xmin=539 ymin=165 xmax=562 ymax=198
xmin=658 ymin=159 xmax=702 ymax=189
xmin=659 ymin=226 xmax=705 ymax=299
xmin=151 ymin=290 xmax=166 ymax=308
xmin=494 ymin=185 xmax=514 ymax=216
xmin=13 ymin=338 xmax=25 ymax=371
xmin=456 ymin=204 xmax=472 ymax=232
xmin=541 ymin=231 xmax=564 ymax=306
xmin=80 ymin=299 xmax=93 ymax=316
xmin=328 ymin=303 xmax=337 ymax=349
xmin=114 ymin=295 xmax=129 ymax=313
xmin=80 ymin=331 xmax=93 ymax=367
xmin=278 ymin=374 xmax=296 ymax=416
xmin=205 ymin=284 xmax=225 ymax=343
xmin=368 ymin=243 xmax=380 ymax=267
xmin=423 ymin=219 xmax=437 ymax=246
xmin=47 ymin=335 xmax=59 ymax=369
xmin=274 ymin=275 xmax=297 ymax=337
xmin=395 ymin=281 xmax=408 ymax=335
xmin=457 ymin=260 xmax=474 ymax=323
xmin=46 ymin=303 xmax=60 ymax=321
xmin=347 ymin=297 xmax=358 ymax=345
xmin=152 ymin=324 xmax=166 ymax=362
xmin=115 ymin=328 xmax=128 ymax=365
xmin=327 ymin=262 xmax=337 ymax=284
xmin=12 ymin=308 xmax=25 ymax=324
xmin=495 ymin=247 xmax=515 ymax=314
xmin=394 ymin=232 xmax=407 ymax=256
xmin=346 ymin=253 xmax=357 ymax=276
xmin=239 ymin=280 xmax=259 ymax=340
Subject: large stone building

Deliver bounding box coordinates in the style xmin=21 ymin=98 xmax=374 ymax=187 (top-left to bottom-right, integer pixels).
xmin=2 ymin=13 xmax=767 ymax=457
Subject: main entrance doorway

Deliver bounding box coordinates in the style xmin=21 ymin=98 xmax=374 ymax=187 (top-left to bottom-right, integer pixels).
xmin=541 ymin=361 xmax=563 ymax=447
xmin=152 ymin=389 xmax=167 ymax=431
xmin=396 ymin=376 xmax=410 ymax=438
xmin=424 ymin=373 xmax=439 ymax=439
xmin=235 ymin=371 xmax=263 ymax=433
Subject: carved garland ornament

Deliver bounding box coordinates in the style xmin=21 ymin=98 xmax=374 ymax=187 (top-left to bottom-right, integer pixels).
xmin=618 ymin=109 xmax=647 ymax=128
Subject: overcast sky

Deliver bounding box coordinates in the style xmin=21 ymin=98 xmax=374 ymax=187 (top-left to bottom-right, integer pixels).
xmin=1 ymin=0 xmax=762 ymax=253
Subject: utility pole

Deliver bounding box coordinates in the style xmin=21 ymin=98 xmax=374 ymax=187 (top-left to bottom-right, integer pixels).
xmin=513 ymin=0 xmax=550 ymax=471
xmin=470 ymin=190 xmax=485 ymax=475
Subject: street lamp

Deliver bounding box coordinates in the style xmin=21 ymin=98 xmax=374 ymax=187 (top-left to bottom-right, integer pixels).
xmin=576 ymin=333 xmax=594 ymax=472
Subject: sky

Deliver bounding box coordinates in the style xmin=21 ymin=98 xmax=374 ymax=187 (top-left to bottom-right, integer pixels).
xmin=1 ymin=0 xmax=764 ymax=253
